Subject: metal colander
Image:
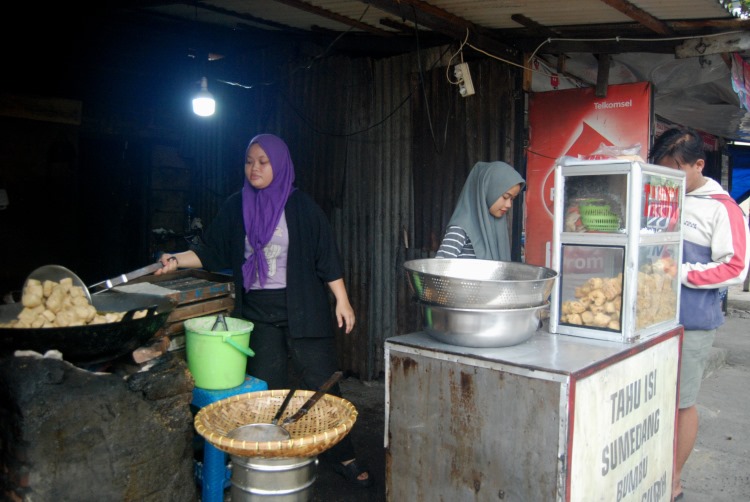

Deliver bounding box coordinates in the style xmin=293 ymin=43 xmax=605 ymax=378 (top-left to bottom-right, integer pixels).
xmin=404 ymin=258 xmax=558 ymax=309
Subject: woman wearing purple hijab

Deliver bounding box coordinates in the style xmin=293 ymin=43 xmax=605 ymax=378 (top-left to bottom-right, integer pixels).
xmin=156 ymin=134 xmax=371 ymax=487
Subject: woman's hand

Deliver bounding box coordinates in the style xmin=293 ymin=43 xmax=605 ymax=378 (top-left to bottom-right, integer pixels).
xmin=335 ymin=300 xmax=356 ymax=334
xmin=154 ymin=250 xmax=203 ymax=275
xmin=154 ymin=254 xmax=179 ymax=275
xmin=329 ymin=279 xmax=355 ymax=334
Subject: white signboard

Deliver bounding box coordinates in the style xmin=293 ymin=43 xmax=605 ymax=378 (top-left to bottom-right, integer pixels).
xmin=569 ymin=336 xmax=679 ymax=502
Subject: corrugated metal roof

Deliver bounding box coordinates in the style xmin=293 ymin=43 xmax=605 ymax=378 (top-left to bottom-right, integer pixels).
xmin=141 ymin=0 xmax=740 ymax=35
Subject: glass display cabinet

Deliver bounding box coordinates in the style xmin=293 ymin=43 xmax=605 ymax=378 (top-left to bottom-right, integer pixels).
xmin=549 ymin=158 xmax=686 ymax=343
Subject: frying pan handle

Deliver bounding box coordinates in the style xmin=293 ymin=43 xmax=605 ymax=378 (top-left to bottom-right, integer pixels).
xmin=223 ymin=335 xmax=256 ymax=358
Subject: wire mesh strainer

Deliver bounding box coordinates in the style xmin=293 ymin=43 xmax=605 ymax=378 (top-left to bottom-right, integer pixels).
xmin=404 ymin=258 xmax=558 ymax=309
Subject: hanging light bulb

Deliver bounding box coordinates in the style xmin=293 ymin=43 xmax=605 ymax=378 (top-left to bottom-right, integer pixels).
xmin=192 ymin=77 xmax=216 ymax=117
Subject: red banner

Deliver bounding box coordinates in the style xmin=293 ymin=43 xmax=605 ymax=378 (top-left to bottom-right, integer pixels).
xmin=525 ymin=82 xmax=653 ymax=267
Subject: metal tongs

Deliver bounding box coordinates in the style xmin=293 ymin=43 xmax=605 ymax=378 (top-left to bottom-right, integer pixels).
xmin=281 ymin=371 xmax=343 ymax=427
xmin=211 ymin=313 xmax=229 ymax=331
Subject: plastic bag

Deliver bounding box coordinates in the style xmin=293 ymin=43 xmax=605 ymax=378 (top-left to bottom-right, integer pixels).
xmin=580 ymin=143 xmax=644 ymax=161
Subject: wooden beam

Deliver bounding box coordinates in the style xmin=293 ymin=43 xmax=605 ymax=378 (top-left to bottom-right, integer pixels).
xmin=597 ymin=0 xmax=675 ymax=35
xmin=595 ymin=54 xmax=610 ymax=97
xmin=364 ymin=0 xmax=520 ymax=62
xmin=379 ymin=17 xmax=414 ymax=33
xmin=510 ymin=14 xmax=560 ymax=38
xmin=522 ymin=53 xmax=533 ymax=92
xmin=669 ymin=19 xmax=750 ymax=31
xmin=0 ymin=94 xmax=82 ymax=125
xmin=515 ymin=38 xmax=678 ymax=55
xmin=272 ymin=0 xmax=392 ymax=36
xmin=193 ymin=2 xmax=310 ymax=34
xmin=675 ymin=32 xmax=750 ymax=59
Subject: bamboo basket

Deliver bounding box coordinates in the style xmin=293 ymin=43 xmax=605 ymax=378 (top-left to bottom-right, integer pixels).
xmin=194 ymin=389 xmax=358 ymax=458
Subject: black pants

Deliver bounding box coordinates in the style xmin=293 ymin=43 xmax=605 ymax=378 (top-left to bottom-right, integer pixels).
xmin=242 ymin=288 xmax=356 ymax=463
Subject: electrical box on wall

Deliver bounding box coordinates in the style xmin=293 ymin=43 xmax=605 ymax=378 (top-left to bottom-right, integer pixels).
xmin=454 ymin=63 xmax=475 ymax=97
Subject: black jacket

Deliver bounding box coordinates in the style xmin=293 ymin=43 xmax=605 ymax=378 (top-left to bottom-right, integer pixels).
xmin=191 ymin=189 xmax=344 ymax=338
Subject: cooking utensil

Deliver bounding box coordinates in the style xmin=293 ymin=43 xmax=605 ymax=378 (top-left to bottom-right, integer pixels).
xmin=404 ymin=258 xmax=558 ymax=309
xmin=194 ymin=389 xmax=358 ymax=458
xmin=281 ymin=371 xmax=343 ymax=427
xmin=224 ymin=388 xmax=300 ymax=443
xmin=21 ymin=262 xmax=166 ymax=306
xmin=88 ymin=262 xmax=164 ymax=294
xmin=271 ymin=388 xmax=297 ymax=425
xmin=225 ymin=371 xmax=344 ymax=443
xmin=0 ymin=291 xmax=177 ymax=364
xmin=23 ymin=264 xmax=93 ymax=303
xmin=228 ymin=423 xmax=291 ymax=441
xmin=420 ymin=302 xmax=548 ymax=348
xmin=210 ymin=313 xmax=228 ymax=331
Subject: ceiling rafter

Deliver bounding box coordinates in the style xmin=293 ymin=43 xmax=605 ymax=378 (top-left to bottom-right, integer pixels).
xmin=669 ymin=18 xmax=750 ymax=31
xmin=363 ymin=0 xmax=520 ymax=61
xmin=597 ymin=0 xmax=675 ymax=35
xmin=379 ymin=17 xmax=414 ymax=34
xmin=271 ymin=0 xmax=393 ymax=36
xmin=107 ymin=0 xmax=748 ymax=59
xmin=191 ymin=1 xmax=310 ymax=33
xmin=510 ymin=14 xmax=562 ymax=38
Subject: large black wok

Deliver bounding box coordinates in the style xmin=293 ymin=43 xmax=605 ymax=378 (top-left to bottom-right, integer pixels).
xmin=0 ymin=292 xmax=177 ymax=364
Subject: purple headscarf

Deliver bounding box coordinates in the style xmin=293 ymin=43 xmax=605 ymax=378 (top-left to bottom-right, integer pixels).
xmin=241 ymin=134 xmax=296 ymax=290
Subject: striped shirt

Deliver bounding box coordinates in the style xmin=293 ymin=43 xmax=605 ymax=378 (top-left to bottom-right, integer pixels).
xmin=436 ymin=225 xmax=476 ymax=258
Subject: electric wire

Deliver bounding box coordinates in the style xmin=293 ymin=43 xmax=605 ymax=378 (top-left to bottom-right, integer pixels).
xmin=217 ymin=5 xmax=371 ymax=90
xmin=527 ymin=30 xmax=748 ymax=66
xmin=216 ymin=16 xmax=746 ymax=141
xmin=454 ymin=27 xmax=748 ymax=93
xmin=445 ymin=30 xmax=470 ymax=85
xmin=412 ymin=5 xmax=453 ymax=154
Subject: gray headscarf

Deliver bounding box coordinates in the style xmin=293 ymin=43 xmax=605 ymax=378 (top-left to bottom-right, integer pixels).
xmin=447 ymin=161 xmax=525 ymax=260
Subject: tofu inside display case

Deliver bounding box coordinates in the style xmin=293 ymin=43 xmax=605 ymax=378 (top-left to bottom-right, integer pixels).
xmin=549 ymin=159 xmax=686 ymax=343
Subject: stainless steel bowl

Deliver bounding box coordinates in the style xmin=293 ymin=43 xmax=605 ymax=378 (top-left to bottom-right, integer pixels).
xmin=421 ymin=302 xmax=548 ymax=348
xmin=404 ymin=259 xmax=558 ymax=309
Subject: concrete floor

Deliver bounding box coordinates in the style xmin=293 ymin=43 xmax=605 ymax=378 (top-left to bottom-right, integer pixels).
xmin=308 ymin=377 xmax=386 ymax=502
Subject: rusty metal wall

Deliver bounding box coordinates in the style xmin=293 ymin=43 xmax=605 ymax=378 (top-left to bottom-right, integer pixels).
xmin=385 ymin=345 xmax=562 ymax=500
xmin=180 ymin=44 xmax=523 ymax=380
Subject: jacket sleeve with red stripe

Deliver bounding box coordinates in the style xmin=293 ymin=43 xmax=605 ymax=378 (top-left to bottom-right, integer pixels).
xmin=681 ymin=191 xmax=750 ymax=290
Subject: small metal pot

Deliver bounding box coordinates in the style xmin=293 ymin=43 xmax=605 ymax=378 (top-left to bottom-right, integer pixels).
xmin=421 ymin=302 xmax=548 ymax=348
xmin=229 ymin=423 xmax=292 ymax=442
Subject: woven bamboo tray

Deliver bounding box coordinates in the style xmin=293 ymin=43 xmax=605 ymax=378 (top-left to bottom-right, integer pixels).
xmin=194 ymin=389 xmax=358 ymax=458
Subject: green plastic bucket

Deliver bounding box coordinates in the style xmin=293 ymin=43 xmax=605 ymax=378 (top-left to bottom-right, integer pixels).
xmin=185 ymin=316 xmax=255 ymax=390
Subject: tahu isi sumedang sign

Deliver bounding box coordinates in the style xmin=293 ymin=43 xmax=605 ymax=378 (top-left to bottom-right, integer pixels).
xmin=568 ymin=334 xmax=679 ymax=502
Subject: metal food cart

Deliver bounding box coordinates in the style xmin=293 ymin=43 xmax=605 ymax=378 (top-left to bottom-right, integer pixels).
xmin=386 ymin=159 xmax=686 ymax=501
xmin=385 ymin=328 xmax=680 ymax=501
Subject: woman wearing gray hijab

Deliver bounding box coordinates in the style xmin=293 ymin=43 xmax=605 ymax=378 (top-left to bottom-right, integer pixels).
xmin=436 ymin=161 xmax=525 ymax=260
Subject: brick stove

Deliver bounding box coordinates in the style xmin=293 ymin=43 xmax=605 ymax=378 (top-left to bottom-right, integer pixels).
xmin=0 ymin=352 xmax=198 ymax=501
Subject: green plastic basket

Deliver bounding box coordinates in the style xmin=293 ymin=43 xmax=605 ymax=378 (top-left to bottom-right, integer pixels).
xmin=579 ymin=204 xmax=620 ymax=232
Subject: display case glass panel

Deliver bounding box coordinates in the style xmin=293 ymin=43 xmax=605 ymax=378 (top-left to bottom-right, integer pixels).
xmin=636 ymin=242 xmax=680 ymax=329
xmin=558 ymin=244 xmax=624 ymax=332
xmin=563 ymin=174 xmax=627 ymax=233
xmin=640 ymin=173 xmax=683 ymax=234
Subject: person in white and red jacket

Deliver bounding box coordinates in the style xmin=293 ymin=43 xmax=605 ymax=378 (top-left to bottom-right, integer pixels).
xmin=650 ymin=126 xmax=750 ymax=502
